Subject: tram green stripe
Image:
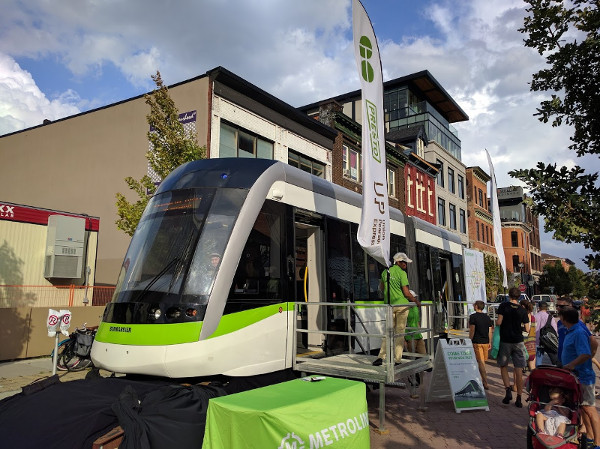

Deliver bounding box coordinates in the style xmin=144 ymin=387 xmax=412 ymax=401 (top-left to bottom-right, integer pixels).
xmin=207 ymin=302 xmax=294 ymax=339
xmin=94 ymin=302 xmax=294 ymax=345
xmin=95 ymin=321 xmax=202 ymax=345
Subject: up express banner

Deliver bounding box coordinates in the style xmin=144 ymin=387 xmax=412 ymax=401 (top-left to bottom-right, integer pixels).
xmin=202 ymin=377 xmax=370 ymax=449
xmin=352 ymin=0 xmax=390 ymax=268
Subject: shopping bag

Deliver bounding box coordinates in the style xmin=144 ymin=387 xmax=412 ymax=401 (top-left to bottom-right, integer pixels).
xmin=491 ymin=326 xmax=500 ymax=359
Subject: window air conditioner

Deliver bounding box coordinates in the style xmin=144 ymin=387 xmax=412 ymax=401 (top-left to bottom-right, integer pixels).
xmin=44 ymin=215 xmax=85 ymax=279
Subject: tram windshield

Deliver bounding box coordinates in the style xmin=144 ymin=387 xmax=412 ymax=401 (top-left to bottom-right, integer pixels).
xmin=112 ymin=187 xmax=247 ymax=305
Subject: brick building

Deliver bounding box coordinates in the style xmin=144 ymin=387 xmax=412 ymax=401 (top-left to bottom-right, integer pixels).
xmin=466 ymin=166 xmax=494 ymax=255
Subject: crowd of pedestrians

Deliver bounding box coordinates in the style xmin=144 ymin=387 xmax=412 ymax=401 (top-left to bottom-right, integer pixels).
xmin=469 ymin=290 xmax=600 ymax=448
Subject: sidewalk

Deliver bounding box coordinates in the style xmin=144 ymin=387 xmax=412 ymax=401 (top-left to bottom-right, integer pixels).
xmin=0 ymin=357 xmax=91 ymax=400
xmin=368 ymin=358 xmax=530 ymax=449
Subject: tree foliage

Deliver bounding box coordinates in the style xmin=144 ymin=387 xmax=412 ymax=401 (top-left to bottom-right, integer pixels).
xmin=116 ymin=71 xmax=206 ymax=236
xmin=510 ymin=0 xmax=600 ymax=269
xmin=484 ymin=254 xmax=504 ymax=300
xmin=538 ymin=262 xmax=573 ymax=296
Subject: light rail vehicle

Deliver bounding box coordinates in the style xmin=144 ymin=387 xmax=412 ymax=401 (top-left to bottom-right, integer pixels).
xmin=92 ymin=158 xmax=464 ymax=377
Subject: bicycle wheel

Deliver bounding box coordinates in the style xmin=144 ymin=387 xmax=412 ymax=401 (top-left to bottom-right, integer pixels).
xmin=68 ymin=358 xmax=92 ymax=372
xmin=58 ymin=341 xmax=81 ymax=371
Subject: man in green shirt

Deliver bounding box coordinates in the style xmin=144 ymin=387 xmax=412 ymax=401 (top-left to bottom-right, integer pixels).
xmin=373 ymin=252 xmax=420 ymax=366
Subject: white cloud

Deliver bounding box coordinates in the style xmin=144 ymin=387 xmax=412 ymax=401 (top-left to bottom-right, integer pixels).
xmin=0 ymin=52 xmax=80 ymax=134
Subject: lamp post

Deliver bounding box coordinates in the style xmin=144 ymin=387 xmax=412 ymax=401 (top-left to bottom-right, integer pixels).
xmin=518 ymin=262 xmax=524 ymax=284
xmin=528 ymin=280 xmax=535 ymax=298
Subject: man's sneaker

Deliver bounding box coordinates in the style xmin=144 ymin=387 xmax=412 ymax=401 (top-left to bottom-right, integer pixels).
xmin=515 ymin=396 xmax=522 ymax=408
xmin=502 ymin=387 xmax=512 ymax=404
xmin=372 ymin=358 xmax=383 ymax=366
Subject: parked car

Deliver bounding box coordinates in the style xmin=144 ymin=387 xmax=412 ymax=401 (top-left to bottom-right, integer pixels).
xmin=494 ymin=293 xmax=530 ymax=303
xmin=488 ymin=293 xmax=530 ymax=320
xmin=531 ymin=294 xmax=557 ymax=312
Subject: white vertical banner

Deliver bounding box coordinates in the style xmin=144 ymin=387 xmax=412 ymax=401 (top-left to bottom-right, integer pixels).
xmin=486 ymin=150 xmax=508 ymax=288
xmin=352 ymin=0 xmax=390 ymax=268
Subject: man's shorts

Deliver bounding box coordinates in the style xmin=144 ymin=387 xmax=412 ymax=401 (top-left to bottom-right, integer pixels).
xmin=497 ymin=341 xmax=526 ymax=368
xmin=581 ymin=383 xmax=596 ymax=406
xmin=472 ymin=343 xmax=489 ymax=362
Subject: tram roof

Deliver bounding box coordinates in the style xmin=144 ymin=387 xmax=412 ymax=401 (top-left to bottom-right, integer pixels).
xmin=156 ymin=158 xmax=405 ymax=223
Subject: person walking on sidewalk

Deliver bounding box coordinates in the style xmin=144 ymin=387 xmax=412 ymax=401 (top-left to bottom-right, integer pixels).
xmin=533 ymin=301 xmax=558 ymax=366
xmin=373 ymin=252 xmax=420 ymax=366
xmin=469 ymin=300 xmax=493 ymax=390
xmin=496 ymin=287 xmax=530 ymax=408
xmin=561 ymin=306 xmax=600 ymax=449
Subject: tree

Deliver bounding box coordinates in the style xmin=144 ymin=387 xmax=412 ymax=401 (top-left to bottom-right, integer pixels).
xmin=116 ymin=71 xmax=206 ymax=235
xmin=510 ymin=0 xmax=600 ymax=269
xmin=568 ymin=265 xmax=588 ymax=298
xmin=538 ymin=262 xmax=572 ymax=296
xmin=484 ymin=254 xmax=504 ymax=300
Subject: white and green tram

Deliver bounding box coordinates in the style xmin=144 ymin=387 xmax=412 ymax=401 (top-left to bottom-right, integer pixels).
xmin=92 ymin=158 xmax=464 ymax=378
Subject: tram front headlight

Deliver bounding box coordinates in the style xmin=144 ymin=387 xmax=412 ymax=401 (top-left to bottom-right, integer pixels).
xmin=149 ymin=307 xmax=162 ymax=321
xmin=166 ymin=307 xmax=182 ymax=320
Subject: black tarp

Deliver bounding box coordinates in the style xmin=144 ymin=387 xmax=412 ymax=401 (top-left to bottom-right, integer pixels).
xmin=0 ymin=369 xmax=296 ymax=449
xmin=0 ymin=377 xmax=223 ymax=449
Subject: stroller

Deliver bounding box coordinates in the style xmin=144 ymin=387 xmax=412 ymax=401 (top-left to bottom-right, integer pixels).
xmin=526 ymin=366 xmax=582 ymax=449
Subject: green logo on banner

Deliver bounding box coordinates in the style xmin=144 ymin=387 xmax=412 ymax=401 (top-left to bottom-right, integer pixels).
xmin=359 ymin=36 xmax=374 ymax=82
xmin=365 ymin=99 xmax=381 ymax=162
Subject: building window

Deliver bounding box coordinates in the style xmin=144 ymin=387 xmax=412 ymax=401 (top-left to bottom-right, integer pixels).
xmin=387 ymin=168 xmax=396 ymax=198
xmin=219 ymin=121 xmax=274 ymax=159
xmin=458 ymin=175 xmax=464 ymax=199
xmin=448 ymin=168 xmax=455 ymax=194
xmin=288 ymin=150 xmax=325 ymax=178
xmin=511 ymin=231 xmax=518 ymax=247
xmin=512 ymin=255 xmax=520 ymax=272
xmin=459 ymin=209 xmax=466 ymax=233
xmin=478 ymin=189 xmax=483 ymax=207
xmin=486 ymin=226 xmax=490 ymax=245
xmin=438 ymin=198 xmax=446 ymax=226
xmin=436 ymin=160 xmax=444 ymax=188
xmin=416 ymin=138 xmax=424 ymax=158
xmin=476 ymin=221 xmax=480 ymax=241
xmin=449 ymin=203 xmax=456 ymax=230
xmin=343 ymin=145 xmax=361 ymax=182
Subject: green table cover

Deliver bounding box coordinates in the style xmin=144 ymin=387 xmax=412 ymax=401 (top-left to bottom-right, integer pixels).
xmin=202 ymin=376 xmax=370 ymax=449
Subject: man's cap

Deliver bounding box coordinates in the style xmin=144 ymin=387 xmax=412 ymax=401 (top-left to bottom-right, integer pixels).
xmin=393 ymin=252 xmax=412 ymax=263
xmin=210 ymin=253 xmax=221 ymax=258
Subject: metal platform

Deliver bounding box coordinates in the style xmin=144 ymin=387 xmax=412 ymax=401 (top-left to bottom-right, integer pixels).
xmin=295 ymin=352 xmax=432 ymax=385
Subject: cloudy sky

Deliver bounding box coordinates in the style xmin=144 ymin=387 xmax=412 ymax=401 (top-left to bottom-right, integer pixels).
xmin=0 ymin=0 xmax=593 ymax=270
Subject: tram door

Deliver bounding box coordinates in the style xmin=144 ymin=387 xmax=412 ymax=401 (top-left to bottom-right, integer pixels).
xmin=295 ymin=217 xmax=326 ymax=350
xmin=439 ymin=256 xmax=457 ymax=331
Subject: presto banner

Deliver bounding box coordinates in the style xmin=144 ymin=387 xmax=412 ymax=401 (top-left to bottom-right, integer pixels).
xmin=352 ymin=0 xmax=390 ymax=268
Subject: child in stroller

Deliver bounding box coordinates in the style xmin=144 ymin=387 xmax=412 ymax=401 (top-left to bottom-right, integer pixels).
xmin=527 ymin=366 xmax=582 ymax=449
xmin=535 ymin=387 xmax=571 ymax=438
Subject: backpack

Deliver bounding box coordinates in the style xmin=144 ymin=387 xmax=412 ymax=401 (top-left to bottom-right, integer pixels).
xmin=539 ymin=313 xmax=558 ymax=354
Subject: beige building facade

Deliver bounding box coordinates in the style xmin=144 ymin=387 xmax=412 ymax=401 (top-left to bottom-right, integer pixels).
xmin=0 ymin=67 xmax=335 ymax=285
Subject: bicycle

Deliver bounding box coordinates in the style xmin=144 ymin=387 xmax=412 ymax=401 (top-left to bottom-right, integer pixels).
xmin=51 ymin=324 xmax=98 ymax=372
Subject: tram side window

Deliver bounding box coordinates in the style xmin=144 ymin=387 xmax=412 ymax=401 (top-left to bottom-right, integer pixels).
xmin=327 ymin=219 xmax=353 ymax=302
xmin=351 ymin=223 xmax=382 ymax=301
xmin=416 ymin=243 xmax=433 ymax=302
xmin=230 ymin=200 xmax=284 ymax=300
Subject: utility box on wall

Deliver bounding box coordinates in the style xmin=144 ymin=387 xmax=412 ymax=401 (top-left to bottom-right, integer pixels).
xmin=44 ymin=215 xmax=85 ymax=279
